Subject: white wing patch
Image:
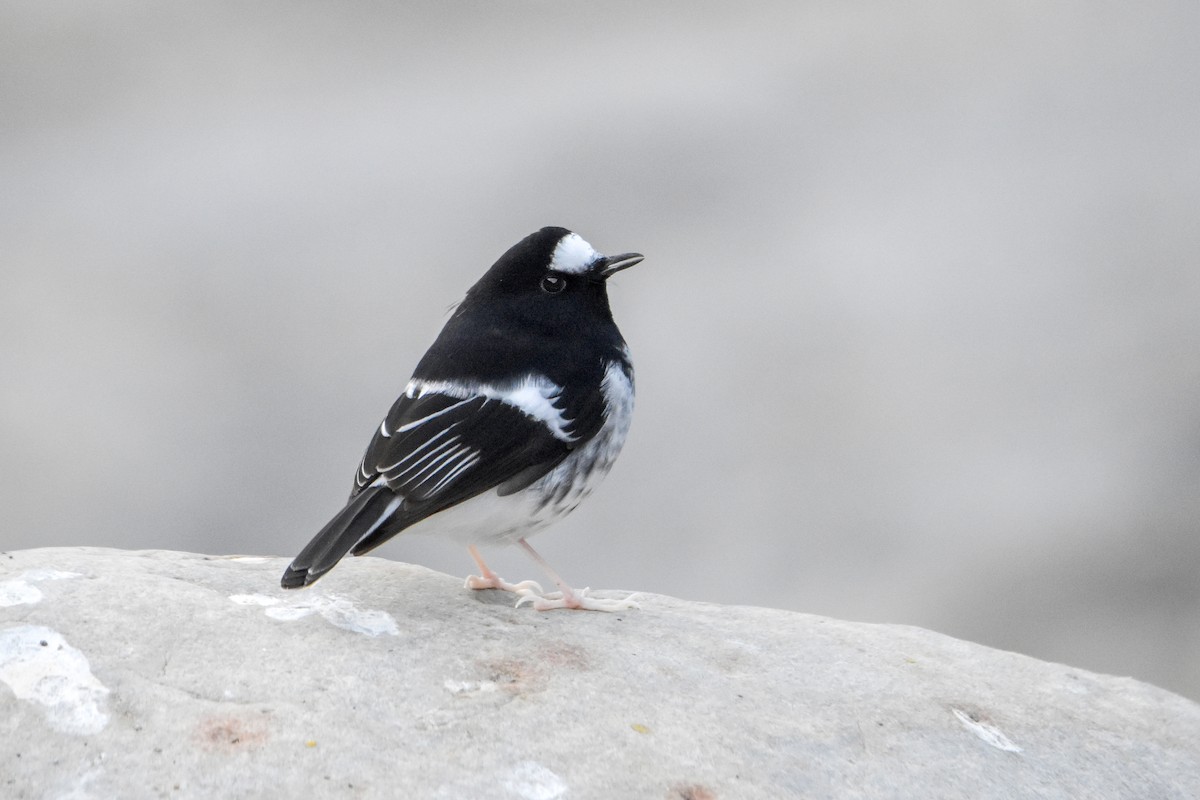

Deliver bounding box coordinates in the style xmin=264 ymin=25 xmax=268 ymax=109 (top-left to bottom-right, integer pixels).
xmin=548 ymin=233 xmax=600 ymax=275
xmin=405 ymin=375 xmax=577 ymax=442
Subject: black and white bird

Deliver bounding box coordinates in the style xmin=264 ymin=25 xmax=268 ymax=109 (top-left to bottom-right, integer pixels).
xmin=281 ymin=227 xmax=642 ymax=612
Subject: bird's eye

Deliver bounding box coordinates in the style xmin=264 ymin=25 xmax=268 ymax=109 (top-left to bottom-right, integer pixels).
xmin=540 ymin=274 xmax=567 ymax=294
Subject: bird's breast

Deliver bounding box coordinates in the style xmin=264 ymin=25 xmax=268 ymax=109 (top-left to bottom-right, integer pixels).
xmin=527 ymin=358 xmax=635 ymax=518
xmin=400 ymin=358 xmax=635 ymax=546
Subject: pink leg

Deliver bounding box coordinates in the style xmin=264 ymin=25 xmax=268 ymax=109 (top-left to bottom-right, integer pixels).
xmin=513 ymin=538 xmax=640 ymax=612
xmin=464 ymin=544 xmax=544 ymax=596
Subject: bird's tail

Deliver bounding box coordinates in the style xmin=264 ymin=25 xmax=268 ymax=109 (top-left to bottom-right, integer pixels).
xmin=280 ymin=486 xmax=402 ymax=589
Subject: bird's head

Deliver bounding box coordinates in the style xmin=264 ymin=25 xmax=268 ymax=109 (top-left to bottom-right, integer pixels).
xmin=460 ymin=227 xmax=643 ymax=330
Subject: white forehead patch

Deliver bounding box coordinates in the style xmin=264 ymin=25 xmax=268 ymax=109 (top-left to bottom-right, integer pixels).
xmin=549 ymin=232 xmax=600 ymax=275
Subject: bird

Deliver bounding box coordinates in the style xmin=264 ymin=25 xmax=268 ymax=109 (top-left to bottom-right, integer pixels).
xmin=281 ymin=226 xmax=643 ymax=612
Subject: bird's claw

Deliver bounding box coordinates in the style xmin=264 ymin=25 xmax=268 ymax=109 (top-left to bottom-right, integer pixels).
xmin=515 ymin=587 xmax=641 ymax=612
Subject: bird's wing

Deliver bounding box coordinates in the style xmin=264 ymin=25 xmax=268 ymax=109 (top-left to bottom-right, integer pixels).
xmin=352 ymin=388 xmax=575 ymax=513
xmin=282 ymin=381 xmax=600 ymax=588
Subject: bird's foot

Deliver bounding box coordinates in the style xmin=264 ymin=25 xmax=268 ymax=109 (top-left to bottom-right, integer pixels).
xmin=515 ymin=586 xmax=641 ymax=612
xmin=464 ymin=544 xmax=545 ymax=596
xmin=464 ymin=573 xmax=545 ymax=597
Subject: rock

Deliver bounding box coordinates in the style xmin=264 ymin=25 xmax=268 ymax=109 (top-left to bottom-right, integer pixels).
xmin=1 ymin=548 xmax=1197 ymax=799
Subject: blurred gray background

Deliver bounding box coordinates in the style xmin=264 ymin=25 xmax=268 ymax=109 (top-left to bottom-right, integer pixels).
xmin=3 ymin=2 xmax=1198 ymax=700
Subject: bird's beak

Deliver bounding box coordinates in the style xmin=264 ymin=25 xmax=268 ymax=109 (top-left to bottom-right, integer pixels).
xmin=597 ymin=252 xmax=644 ymax=278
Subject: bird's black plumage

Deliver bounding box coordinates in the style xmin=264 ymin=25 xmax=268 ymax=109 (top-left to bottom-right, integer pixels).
xmin=281 ymin=227 xmax=641 ymax=600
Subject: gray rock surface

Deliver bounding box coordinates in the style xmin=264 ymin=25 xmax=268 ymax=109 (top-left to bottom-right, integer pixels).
xmin=1 ymin=547 xmax=1197 ymax=799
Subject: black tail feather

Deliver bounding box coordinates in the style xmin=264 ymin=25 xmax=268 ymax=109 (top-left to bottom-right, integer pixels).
xmin=281 ymin=487 xmax=401 ymax=589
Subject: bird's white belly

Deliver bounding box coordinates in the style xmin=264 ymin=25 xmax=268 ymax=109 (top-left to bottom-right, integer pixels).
xmin=402 ymin=361 xmax=634 ymax=546
xmin=402 ymin=485 xmax=556 ymax=545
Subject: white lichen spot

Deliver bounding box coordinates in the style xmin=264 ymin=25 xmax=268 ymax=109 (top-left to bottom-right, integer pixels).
xmin=0 ymin=581 xmax=42 ymax=607
xmin=57 ymin=767 xmax=103 ymax=800
xmin=443 ymin=678 xmax=499 ymax=695
xmin=1063 ymin=673 xmax=1092 ymax=695
xmin=0 ymin=626 xmax=110 ymax=735
xmin=0 ymin=570 xmax=81 ymax=607
xmin=262 ymin=605 xmax=310 ymax=621
xmin=952 ymin=708 xmax=1023 ymax=753
xmin=228 ymin=593 xmax=277 ymax=607
xmin=21 ymin=569 xmax=82 ymax=581
xmin=228 ymin=593 xmax=399 ymax=637
xmin=502 ymin=761 xmax=568 ymax=800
